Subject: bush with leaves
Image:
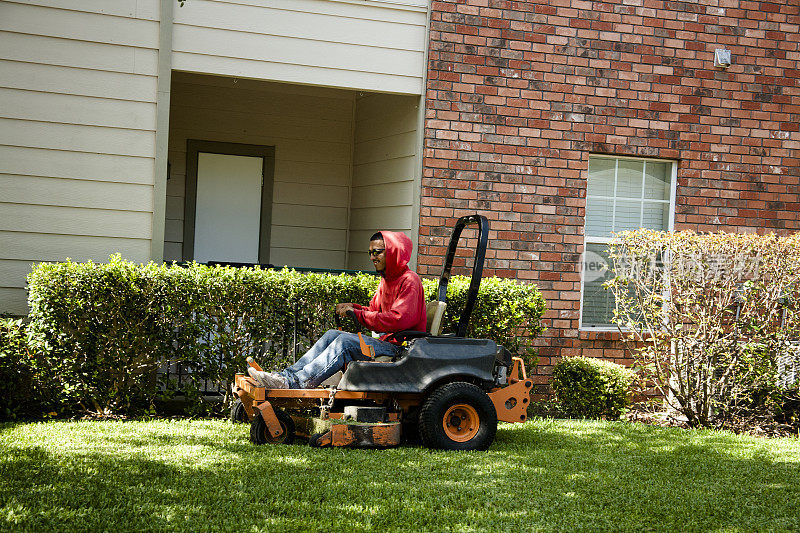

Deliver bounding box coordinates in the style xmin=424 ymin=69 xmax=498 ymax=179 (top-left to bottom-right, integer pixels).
xmin=606 ymin=230 xmax=800 ymax=429
xmin=551 ymin=356 xmax=635 ymax=419
xmin=23 ymin=256 xmax=546 ymax=417
xmin=0 ymin=317 xmax=35 ymax=419
xmin=424 ymin=275 xmax=546 ymax=357
xmin=26 ymin=257 xmax=188 ymax=415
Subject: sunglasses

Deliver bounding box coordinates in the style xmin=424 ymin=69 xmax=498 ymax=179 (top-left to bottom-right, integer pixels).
xmin=367 ymin=248 xmax=386 ymax=257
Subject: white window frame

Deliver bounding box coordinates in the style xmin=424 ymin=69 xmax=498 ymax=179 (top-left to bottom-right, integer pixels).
xmin=579 ymin=154 xmax=678 ymax=331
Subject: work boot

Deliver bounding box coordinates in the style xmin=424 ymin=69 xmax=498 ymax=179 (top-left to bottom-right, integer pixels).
xmin=247 ymin=367 xmax=289 ymax=389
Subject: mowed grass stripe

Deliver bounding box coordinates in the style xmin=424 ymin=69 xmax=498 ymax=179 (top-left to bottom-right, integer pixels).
xmin=1 ymin=418 xmax=799 ymax=532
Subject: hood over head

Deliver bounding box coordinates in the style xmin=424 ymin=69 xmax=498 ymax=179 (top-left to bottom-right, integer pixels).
xmin=376 ymin=231 xmax=412 ymax=280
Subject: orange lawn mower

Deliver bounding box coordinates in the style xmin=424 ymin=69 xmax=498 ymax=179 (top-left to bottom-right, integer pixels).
xmin=230 ymin=214 xmax=534 ymax=451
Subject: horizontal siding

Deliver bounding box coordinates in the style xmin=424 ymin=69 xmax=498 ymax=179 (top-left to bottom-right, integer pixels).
xmin=172 ymin=0 xmax=427 ymax=94
xmin=353 ymin=157 xmax=418 ymax=187
xmin=353 ymin=131 xmax=417 ymax=165
xmin=348 ymin=93 xmax=418 ymax=269
xmin=272 ymin=183 xmax=350 ymax=208
xmin=274 ymin=161 xmax=351 ymax=186
xmin=172 ymin=0 xmax=425 ymax=50
xmin=170 ymin=106 xmax=351 ymax=144
xmin=170 ymin=83 xmax=357 ymax=115
xmin=0 ymin=118 xmax=156 ymax=158
xmin=172 ymin=26 xmax=421 ymax=75
xmin=164 ymin=242 xmax=182 ymax=264
xmin=0 ymin=2 xmax=159 ymax=314
xmin=0 ymin=259 xmax=49 ymax=315
xmin=164 ymin=219 xmax=183 ymax=244
xmin=0 ymin=231 xmax=151 ymax=263
xmin=181 ymin=0 xmax=426 ymax=25
xmin=0 ymin=146 xmax=154 ymax=185
xmin=6 ymin=0 xmax=160 ymax=20
xmin=0 ymin=288 xmax=27 ymax=316
xmin=165 ymin=196 xmax=184 ymax=222
xmin=350 ymin=181 xmax=413 ymax=208
xmin=0 ymin=88 xmax=156 ymax=131
xmin=0 ymin=203 xmax=152 ymax=240
xmin=270 ymin=227 xmax=347 ymax=251
xmin=0 ymin=31 xmax=158 ymax=75
xmin=0 ymin=260 xmax=37 ymax=289
xmin=167 ymin=129 xmax=349 ymax=165
xmin=0 ymin=60 xmax=157 ymax=103
xmin=171 ymin=54 xmax=421 ymax=95
xmin=272 ymin=205 xmax=348 ymax=229
xmin=0 ymin=175 xmax=153 ymax=212
xmin=354 ymin=110 xmax=419 ymax=145
xmin=270 ymin=248 xmax=346 ymax=269
xmin=165 ymin=72 xmax=354 ymax=267
xmin=349 ymin=205 xmax=413 ymax=232
xmin=0 ymin=2 xmax=159 ymax=47
xmin=168 ymin=156 xmax=351 ymax=191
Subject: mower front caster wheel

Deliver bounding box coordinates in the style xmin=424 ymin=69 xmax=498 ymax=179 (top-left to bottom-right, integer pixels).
xmin=230 ymin=399 xmax=249 ymax=423
xmin=419 ymin=382 xmax=497 ymax=451
xmin=250 ymin=409 xmax=295 ymax=445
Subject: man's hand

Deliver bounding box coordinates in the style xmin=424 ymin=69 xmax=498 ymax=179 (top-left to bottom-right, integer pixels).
xmin=335 ymin=303 xmax=354 ymax=318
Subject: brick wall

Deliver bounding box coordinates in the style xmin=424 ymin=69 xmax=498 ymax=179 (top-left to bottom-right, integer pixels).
xmin=418 ymin=0 xmax=800 ymax=392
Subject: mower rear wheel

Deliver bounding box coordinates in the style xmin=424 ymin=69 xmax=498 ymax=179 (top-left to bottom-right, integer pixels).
xmin=230 ymin=399 xmax=249 ymax=423
xmin=419 ymin=382 xmax=497 ymax=451
xmin=250 ymin=409 xmax=295 ymax=445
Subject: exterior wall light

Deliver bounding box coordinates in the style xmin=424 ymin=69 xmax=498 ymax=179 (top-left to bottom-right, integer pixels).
xmin=714 ymin=48 xmax=732 ymax=68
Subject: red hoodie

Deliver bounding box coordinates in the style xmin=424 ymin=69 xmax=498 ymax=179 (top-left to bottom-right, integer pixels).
xmin=352 ymin=231 xmax=427 ymax=344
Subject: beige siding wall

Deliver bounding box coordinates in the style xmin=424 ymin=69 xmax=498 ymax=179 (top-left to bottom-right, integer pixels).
xmin=172 ymin=0 xmax=428 ymax=95
xmin=166 ymin=72 xmax=354 ymax=268
xmin=348 ymin=94 xmax=419 ymax=269
xmin=0 ymin=0 xmax=159 ymax=315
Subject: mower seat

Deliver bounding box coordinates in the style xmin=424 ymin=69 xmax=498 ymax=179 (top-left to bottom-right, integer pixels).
xmin=427 ymin=300 xmax=446 ymax=336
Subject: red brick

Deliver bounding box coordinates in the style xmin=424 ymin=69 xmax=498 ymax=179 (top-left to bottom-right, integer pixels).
xmin=418 ymin=0 xmax=800 ymax=394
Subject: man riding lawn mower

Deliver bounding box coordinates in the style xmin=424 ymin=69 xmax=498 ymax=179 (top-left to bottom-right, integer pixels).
xmin=231 ymin=214 xmax=533 ymax=451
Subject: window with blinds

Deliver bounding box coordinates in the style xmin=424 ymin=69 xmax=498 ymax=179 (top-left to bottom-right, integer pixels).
xmin=581 ymin=156 xmax=676 ymax=328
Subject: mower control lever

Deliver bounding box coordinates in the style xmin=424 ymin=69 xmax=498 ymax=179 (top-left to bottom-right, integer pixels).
xmin=334 ymin=309 xmax=358 ymax=331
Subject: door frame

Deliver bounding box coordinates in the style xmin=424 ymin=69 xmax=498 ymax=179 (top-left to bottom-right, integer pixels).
xmin=183 ymin=139 xmax=275 ymax=264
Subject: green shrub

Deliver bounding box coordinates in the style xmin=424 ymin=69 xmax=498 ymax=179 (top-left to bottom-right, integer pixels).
xmin=551 ymin=357 xmax=635 ymax=419
xmin=425 ymin=275 xmax=545 ymax=356
xmin=23 ymin=256 xmax=546 ymax=417
xmin=0 ymin=317 xmax=33 ymax=419
xmin=607 ymin=230 xmax=800 ymax=428
xmin=26 ymin=257 xmax=187 ymax=415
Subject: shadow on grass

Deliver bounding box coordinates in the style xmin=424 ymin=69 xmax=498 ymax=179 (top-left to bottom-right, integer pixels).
xmin=1 ymin=419 xmax=799 ymax=532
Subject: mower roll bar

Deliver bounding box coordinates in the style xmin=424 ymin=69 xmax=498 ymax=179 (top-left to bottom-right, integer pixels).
xmin=345 ymin=213 xmax=489 ymax=343
xmin=437 ymin=214 xmax=489 ymax=338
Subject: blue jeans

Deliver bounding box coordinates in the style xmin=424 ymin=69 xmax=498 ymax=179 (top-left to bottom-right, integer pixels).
xmin=279 ymin=329 xmax=401 ymax=389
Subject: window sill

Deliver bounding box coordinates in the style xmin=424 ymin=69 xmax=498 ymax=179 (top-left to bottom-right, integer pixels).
xmin=578 ymin=329 xmax=623 ymax=341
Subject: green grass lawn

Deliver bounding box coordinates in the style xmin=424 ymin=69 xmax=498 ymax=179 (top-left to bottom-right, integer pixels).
xmin=2 ymin=418 xmax=799 ymax=532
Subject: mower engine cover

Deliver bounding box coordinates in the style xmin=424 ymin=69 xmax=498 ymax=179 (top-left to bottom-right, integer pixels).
xmin=337 ymin=336 xmax=499 ymax=393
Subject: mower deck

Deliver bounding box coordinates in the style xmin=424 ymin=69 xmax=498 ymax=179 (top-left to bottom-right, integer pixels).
xmin=233 ymin=353 xmax=532 ymax=449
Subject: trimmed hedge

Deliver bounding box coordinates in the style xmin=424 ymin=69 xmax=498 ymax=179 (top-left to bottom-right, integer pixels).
xmin=20 ymin=255 xmax=546 ymax=416
xmin=551 ymin=356 xmax=635 ymax=419
xmin=0 ymin=317 xmax=34 ymax=419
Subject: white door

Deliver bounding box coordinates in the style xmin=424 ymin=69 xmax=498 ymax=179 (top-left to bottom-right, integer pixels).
xmin=193 ymin=152 xmax=263 ymax=263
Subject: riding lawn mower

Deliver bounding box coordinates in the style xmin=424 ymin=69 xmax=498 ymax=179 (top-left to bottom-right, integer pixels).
xmin=230 ymin=214 xmax=533 ymax=451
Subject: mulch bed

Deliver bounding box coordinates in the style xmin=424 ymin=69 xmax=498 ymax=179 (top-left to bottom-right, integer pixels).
xmin=625 ymin=407 xmax=800 ymax=438
xmin=529 ymin=401 xmax=799 ymax=438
